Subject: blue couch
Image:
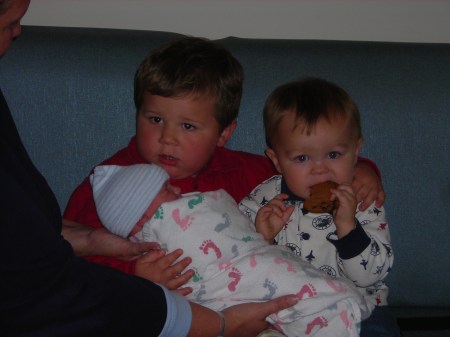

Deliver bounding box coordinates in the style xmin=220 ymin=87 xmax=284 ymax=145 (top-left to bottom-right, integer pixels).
xmin=1 ymin=26 xmax=449 ymax=336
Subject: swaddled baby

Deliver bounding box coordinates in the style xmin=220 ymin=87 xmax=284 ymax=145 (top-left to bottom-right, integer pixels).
xmin=91 ymin=164 xmax=371 ymax=337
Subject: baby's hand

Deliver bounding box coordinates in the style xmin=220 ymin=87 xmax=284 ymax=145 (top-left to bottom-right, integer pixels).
xmin=255 ymin=194 xmax=294 ymax=242
xmin=331 ymin=184 xmax=358 ymax=238
xmin=134 ymin=248 xmax=194 ymax=296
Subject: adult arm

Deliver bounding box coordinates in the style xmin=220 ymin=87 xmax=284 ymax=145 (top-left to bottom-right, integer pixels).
xmin=62 ymin=218 xmax=158 ymax=259
xmin=1 ymin=150 xmax=169 ymax=336
xmin=186 ymin=294 xmax=299 ymax=337
xmin=64 ymin=176 xmax=139 ymax=270
xmin=354 ymin=157 xmax=385 ymax=210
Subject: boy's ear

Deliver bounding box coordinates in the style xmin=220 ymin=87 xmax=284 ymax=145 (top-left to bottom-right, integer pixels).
xmin=265 ymin=148 xmax=282 ymax=173
xmin=217 ymin=120 xmax=237 ymax=147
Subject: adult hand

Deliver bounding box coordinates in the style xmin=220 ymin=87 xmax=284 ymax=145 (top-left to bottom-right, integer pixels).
xmin=353 ymin=161 xmax=385 ymax=211
xmin=62 ymin=219 xmax=158 ymax=260
xmin=188 ymin=295 xmax=299 ymax=337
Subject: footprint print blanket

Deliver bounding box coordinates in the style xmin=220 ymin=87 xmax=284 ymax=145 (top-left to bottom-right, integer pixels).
xmin=134 ymin=189 xmax=371 ymax=337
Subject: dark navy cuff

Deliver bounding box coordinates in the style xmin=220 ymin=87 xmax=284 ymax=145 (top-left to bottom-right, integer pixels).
xmin=328 ymin=220 xmax=371 ymax=260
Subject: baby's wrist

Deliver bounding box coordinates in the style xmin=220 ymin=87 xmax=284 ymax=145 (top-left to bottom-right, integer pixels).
xmin=335 ymin=218 xmax=357 ymax=238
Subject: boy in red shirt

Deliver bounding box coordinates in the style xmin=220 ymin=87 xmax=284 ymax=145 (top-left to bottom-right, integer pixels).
xmin=64 ymin=36 xmax=384 ymax=295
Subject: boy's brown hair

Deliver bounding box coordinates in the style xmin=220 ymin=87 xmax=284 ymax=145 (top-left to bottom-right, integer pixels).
xmin=134 ymin=36 xmax=243 ymax=131
xmin=263 ymin=77 xmax=362 ymax=148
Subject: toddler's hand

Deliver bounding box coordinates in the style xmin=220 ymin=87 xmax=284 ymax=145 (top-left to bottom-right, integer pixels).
xmin=134 ymin=248 xmax=194 ymax=295
xmin=255 ymin=193 xmax=294 ymax=242
xmin=331 ymin=184 xmax=358 ymax=238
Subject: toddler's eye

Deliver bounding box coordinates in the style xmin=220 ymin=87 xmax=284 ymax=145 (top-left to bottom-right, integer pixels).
xmin=294 ymin=155 xmax=308 ymax=163
xmin=183 ymin=123 xmax=196 ymax=131
xmin=328 ymin=151 xmax=341 ymax=159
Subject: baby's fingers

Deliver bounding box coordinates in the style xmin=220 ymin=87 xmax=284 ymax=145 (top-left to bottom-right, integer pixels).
xmin=267 ymin=194 xmax=290 ymax=211
xmin=162 ymin=255 xmax=192 ymax=280
xmin=283 ymin=205 xmax=295 ymax=220
xmin=174 ymin=286 xmax=194 ymax=297
xmin=166 ymin=269 xmax=195 ymax=292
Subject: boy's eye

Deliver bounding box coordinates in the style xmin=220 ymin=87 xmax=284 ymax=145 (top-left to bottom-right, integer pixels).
xmin=182 ymin=123 xmax=196 ymax=131
xmin=294 ymin=155 xmax=308 ymax=163
xmin=150 ymin=116 xmax=162 ymax=124
xmin=328 ymin=151 xmax=341 ymax=159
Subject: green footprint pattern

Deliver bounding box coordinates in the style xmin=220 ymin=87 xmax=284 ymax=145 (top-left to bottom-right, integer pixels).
xmin=153 ymin=206 xmax=164 ymax=220
xmin=188 ymin=195 xmax=205 ymax=209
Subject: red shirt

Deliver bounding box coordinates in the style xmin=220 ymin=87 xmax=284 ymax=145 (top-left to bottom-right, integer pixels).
xmin=63 ymin=136 xmax=277 ymax=273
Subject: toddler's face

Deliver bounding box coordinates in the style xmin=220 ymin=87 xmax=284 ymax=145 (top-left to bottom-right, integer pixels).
xmin=136 ymin=93 xmax=234 ymax=179
xmin=266 ymin=111 xmax=362 ymax=199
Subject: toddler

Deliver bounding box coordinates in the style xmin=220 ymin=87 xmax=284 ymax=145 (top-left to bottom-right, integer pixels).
xmin=239 ymin=78 xmax=400 ymax=337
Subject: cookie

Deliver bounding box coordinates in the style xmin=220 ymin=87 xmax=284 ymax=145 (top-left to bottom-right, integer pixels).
xmin=303 ymin=181 xmax=339 ymax=214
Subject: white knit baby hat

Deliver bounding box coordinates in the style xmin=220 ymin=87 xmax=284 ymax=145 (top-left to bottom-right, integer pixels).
xmin=90 ymin=164 xmax=169 ymax=238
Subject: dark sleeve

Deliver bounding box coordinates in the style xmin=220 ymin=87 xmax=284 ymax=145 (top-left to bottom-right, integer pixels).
xmin=327 ymin=220 xmax=371 ymax=259
xmin=0 ymin=92 xmax=168 ymax=336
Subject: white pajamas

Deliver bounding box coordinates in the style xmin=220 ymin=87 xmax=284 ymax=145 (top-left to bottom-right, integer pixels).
xmin=133 ymin=189 xmax=371 ymax=337
xmin=239 ymin=175 xmax=393 ymax=310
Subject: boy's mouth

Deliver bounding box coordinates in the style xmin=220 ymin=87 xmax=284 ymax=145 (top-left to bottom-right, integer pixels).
xmin=159 ymin=154 xmax=178 ymax=166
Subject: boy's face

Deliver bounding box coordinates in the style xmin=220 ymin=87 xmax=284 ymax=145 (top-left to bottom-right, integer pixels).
xmin=136 ymin=93 xmax=235 ymax=179
xmin=265 ymin=111 xmax=363 ymax=199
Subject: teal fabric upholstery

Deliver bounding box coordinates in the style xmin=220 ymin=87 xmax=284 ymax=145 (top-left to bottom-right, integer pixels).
xmin=1 ymin=26 xmax=449 ymax=335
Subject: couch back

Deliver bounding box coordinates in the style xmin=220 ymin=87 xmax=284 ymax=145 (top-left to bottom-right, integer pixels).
xmin=1 ymin=26 xmax=449 ymax=311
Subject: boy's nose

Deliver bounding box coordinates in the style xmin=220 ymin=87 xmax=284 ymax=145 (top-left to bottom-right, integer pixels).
xmin=159 ymin=126 xmax=177 ymax=145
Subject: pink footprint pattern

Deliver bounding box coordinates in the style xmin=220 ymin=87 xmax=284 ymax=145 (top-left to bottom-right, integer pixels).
xmin=209 ymin=190 xmax=221 ymax=200
xmin=249 ymin=253 xmax=265 ymax=268
xmin=172 ymin=208 xmax=193 ymax=231
xmin=305 ymin=316 xmax=328 ymax=335
xmin=218 ymin=260 xmax=231 ymax=271
xmin=273 ymin=257 xmax=296 ymax=272
xmin=296 ymin=283 xmax=317 ymax=300
xmin=228 ymin=267 xmax=242 ymax=292
xmin=340 ymin=310 xmax=354 ymax=331
xmin=199 ymin=239 xmax=222 ymax=259
xmin=326 ymin=279 xmax=347 ymax=293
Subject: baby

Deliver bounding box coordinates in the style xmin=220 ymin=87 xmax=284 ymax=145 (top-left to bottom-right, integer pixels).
xmin=91 ymin=164 xmax=371 ymax=337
